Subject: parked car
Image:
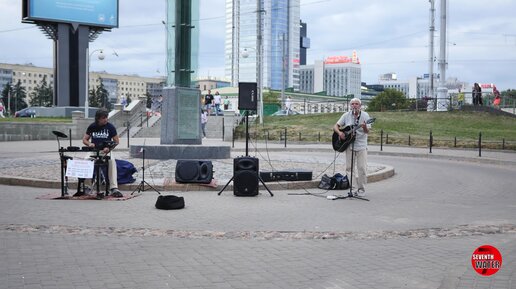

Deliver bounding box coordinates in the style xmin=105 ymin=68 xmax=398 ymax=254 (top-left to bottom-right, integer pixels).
xmin=14 ymin=107 xmax=36 ymax=118
xmin=271 ymin=109 xmax=300 ymax=116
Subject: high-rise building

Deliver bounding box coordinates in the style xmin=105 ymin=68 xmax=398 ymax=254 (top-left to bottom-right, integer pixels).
xmin=299 ymin=20 xmax=310 ymax=66
xmin=225 ymin=0 xmax=300 ymax=91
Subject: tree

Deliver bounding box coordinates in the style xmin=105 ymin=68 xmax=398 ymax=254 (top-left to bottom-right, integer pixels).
xmin=89 ymin=78 xmax=110 ymax=109
xmin=29 ymin=75 xmax=53 ymax=107
xmin=263 ymin=90 xmax=281 ymax=105
xmin=11 ymin=80 xmax=28 ymax=113
xmin=367 ymin=89 xmax=409 ymax=111
xmin=501 ymin=89 xmax=516 ymax=100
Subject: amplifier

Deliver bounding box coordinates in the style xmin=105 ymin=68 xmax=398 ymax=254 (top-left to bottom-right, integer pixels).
xmin=260 ymin=170 xmax=313 ymax=182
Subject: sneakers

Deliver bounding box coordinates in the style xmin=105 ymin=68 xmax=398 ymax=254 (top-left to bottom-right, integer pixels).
xmin=110 ymin=188 xmax=123 ymax=198
xmin=354 ymin=188 xmax=366 ymax=197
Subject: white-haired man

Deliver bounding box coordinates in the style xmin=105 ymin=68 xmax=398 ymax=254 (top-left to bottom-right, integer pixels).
xmin=333 ymin=98 xmax=372 ymax=197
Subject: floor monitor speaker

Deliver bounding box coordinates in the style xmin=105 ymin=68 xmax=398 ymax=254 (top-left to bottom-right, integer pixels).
xmin=175 ymin=160 xmax=213 ymax=184
xmin=233 ymin=156 xmax=259 ymax=196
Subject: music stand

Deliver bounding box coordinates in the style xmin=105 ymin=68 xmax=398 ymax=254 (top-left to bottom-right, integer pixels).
xmin=334 ymin=133 xmax=369 ymax=201
xmin=218 ymin=110 xmax=273 ymax=197
xmin=131 ymin=147 xmax=161 ymax=195
xmin=52 ymin=130 xmax=70 ymax=198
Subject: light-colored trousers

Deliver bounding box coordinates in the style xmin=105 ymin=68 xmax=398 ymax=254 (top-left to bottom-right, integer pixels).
xmin=84 ymin=151 xmax=118 ymax=190
xmin=345 ymin=149 xmax=367 ymax=191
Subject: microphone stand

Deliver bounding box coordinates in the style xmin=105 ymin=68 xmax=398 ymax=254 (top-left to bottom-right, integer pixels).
xmin=335 ymin=115 xmax=369 ymax=201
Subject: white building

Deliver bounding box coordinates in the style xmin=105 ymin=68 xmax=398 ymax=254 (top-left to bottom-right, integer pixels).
xmin=225 ymin=0 xmax=300 ymax=91
xmin=0 ymin=63 xmax=165 ymax=105
xmin=299 ymin=53 xmax=362 ymax=98
xmin=379 ymin=73 xmax=468 ymax=100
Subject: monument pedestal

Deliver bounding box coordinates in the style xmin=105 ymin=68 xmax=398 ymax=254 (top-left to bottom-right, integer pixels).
xmin=130 ymin=87 xmax=230 ymax=160
xmin=161 ymin=87 xmax=201 ymax=144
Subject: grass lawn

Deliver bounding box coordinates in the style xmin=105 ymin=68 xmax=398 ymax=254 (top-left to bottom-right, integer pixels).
xmin=239 ymin=110 xmax=516 ymax=149
xmin=0 ymin=117 xmax=71 ymax=123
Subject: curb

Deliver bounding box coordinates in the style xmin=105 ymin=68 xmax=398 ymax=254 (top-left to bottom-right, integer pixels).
xmin=0 ymin=165 xmax=395 ymax=192
xmin=368 ymin=151 xmax=516 ymax=166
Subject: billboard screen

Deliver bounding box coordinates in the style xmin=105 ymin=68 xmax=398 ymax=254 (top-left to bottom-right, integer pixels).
xmin=23 ymin=0 xmax=119 ymax=28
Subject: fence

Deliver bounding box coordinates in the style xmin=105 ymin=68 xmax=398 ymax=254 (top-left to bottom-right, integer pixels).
xmin=232 ymin=126 xmax=516 ymax=153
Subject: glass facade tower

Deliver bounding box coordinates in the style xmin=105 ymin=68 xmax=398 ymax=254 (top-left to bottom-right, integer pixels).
xmin=225 ymin=0 xmax=300 ymax=91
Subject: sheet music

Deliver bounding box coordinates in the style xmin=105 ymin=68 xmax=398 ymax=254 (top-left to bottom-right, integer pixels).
xmin=65 ymin=159 xmax=94 ymax=178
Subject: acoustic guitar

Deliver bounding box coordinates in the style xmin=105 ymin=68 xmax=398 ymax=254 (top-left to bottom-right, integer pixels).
xmin=332 ymin=117 xmax=376 ymax=152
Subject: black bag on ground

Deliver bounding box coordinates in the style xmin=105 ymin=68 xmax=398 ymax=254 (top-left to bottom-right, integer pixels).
xmin=333 ymin=173 xmax=349 ymax=190
xmin=155 ymin=195 xmax=185 ymax=210
xmin=318 ymin=173 xmax=349 ymax=190
xmin=318 ymin=174 xmax=336 ymax=190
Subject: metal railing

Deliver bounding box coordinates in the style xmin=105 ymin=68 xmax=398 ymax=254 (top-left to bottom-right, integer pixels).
xmin=232 ymin=127 xmax=516 ymax=154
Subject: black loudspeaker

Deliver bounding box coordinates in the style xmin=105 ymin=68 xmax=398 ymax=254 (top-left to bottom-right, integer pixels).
xmin=175 ymin=160 xmax=213 ymax=184
xmin=238 ymin=82 xmax=258 ymax=110
xmin=233 ymin=156 xmax=259 ymax=196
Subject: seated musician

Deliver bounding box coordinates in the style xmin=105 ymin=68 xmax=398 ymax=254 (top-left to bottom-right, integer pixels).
xmin=81 ymin=109 xmax=123 ymax=198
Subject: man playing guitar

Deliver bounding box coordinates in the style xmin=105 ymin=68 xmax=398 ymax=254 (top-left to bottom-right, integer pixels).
xmin=333 ymin=98 xmax=372 ymax=197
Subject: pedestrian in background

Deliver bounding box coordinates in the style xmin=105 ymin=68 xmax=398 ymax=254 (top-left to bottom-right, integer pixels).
xmin=457 ymin=89 xmax=464 ymax=109
xmin=472 ymin=83 xmax=482 ymax=106
xmin=223 ymin=96 xmax=230 ymax=110
xmin=213 ymin=91 xmax=222 ymax=116
xmin=493 ymin=86 xmax=501 ymax=109
xmin=120 ymin=96 xmax=127 ymax=108
xmin=285 ymin=96 xmax=292 ymax=113
xmin=204 ymin=90 xmax=213 ymax=116
xmin=201 ymin=108 xmax=208 ymax=139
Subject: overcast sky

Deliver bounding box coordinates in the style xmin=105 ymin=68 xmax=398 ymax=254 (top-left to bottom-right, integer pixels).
xmin=1 ymin=0 xmax=515 ymax=90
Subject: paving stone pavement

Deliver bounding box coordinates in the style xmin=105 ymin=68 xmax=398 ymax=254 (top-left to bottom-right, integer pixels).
xmin=0 ymin=139 xmax=515 ymax=288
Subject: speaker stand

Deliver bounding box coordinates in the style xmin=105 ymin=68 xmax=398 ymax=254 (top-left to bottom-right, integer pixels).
xmin=217 ymin=176 xmax=233 ymax=196
xmin=259 ymin=176 xmax=274 ymax=196
xmin=218 ymin=111 xmax=273 ymax=197
xmin=217 ymin=176 xmax=273 ymax=197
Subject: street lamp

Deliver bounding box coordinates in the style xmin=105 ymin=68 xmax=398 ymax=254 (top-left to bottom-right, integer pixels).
xmin=7 ymin=84 xmax=12 ymax=117
xmin=85 ymin=49 xmax=105 ymax=118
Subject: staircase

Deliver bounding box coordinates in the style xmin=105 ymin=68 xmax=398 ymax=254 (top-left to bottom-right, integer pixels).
xmin=131 ymin=111 xmax=242 ymax=140
xmin=134 ymin=114 xmax=162 ymax=138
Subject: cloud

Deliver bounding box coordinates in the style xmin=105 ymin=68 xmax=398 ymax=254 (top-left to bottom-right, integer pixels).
xmin=1 ymin=0 xmax=514 ymax=90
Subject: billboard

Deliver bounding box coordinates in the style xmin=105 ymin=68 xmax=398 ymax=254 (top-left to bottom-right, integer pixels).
xmin=23 ymin=0 xmax=119 ymax=28
xmin=324 ymin=51 xmax=361 ymax=65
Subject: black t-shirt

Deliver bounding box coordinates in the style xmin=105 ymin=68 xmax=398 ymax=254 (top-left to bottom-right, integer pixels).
xmin=205 ymin=94 xmax=213 ymax=104
xmin=86 ymin=122 xmax=117 ymax=148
